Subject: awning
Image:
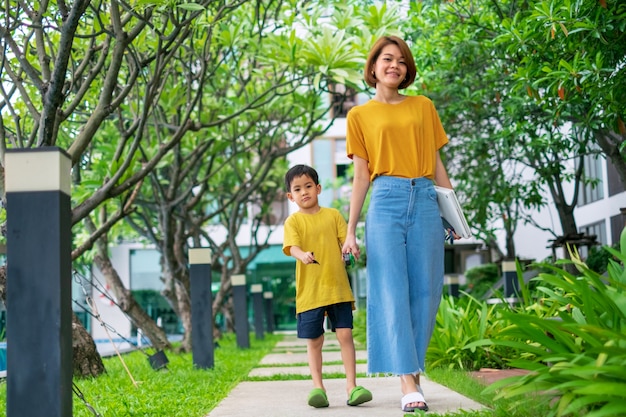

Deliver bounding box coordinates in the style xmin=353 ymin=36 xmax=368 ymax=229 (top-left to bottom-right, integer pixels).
xmin=246 ymin=244 xmax=295 ymax=281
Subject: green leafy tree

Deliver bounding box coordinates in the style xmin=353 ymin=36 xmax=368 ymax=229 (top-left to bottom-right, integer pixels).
xmin=0 ymin=0 xmax=409 ymax=373
xmin=0 ymin=0 xmax=191 ymax=376
xmin=0 ymin=0 xmax=368 ymax=372
xmin=123 ymin=0 xmax=407 ymax=349
xmin=500 ymin=0 xmax=626 ymax=184
xmin=406 ymin=0 xmax=545 ymax=259
xmin=406 ymin=0 xmax=624 ymax=260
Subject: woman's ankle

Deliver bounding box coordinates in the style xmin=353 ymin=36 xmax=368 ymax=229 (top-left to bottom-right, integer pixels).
xmin=400 ymin=374 xmax=418 ymax=394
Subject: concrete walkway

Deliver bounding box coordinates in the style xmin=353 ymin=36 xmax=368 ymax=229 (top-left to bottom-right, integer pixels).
xmin=206 ymin=332 xmax=486 ymax=417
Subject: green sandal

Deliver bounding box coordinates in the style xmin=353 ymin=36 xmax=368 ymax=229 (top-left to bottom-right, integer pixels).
xmin=307 ymin=388 xmax=329 ymax=408
xmin=347 ymin=385 xmax=373 ymax=406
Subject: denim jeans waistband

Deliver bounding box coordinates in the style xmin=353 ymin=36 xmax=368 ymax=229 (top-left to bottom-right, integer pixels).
xmin=372 ymin=176 xmax=433 ymax=189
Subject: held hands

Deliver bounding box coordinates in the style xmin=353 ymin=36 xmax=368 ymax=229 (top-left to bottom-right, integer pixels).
xmin=341 ymin=234 xmax=361 ymax=261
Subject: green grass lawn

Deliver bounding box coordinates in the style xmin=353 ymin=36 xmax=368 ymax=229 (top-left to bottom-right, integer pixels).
xmin=0 ymin=333 xmax=280 ymax=417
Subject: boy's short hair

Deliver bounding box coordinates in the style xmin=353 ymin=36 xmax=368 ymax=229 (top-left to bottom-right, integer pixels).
xmin=364 ymin=35 xmax=416 ymax=90
xmin=285 ymin=164 xmax=319 ymax=191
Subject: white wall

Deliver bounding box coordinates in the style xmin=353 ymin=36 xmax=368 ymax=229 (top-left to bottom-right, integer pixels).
xmin=90 ymin=244 xmax=136 ymax=340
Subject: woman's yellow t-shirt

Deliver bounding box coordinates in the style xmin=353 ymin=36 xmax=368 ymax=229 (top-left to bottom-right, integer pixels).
xmin=283 ymin=207 xmax=355 ymax=314
xmin=346 ymin=95 xmax=448 ymax=181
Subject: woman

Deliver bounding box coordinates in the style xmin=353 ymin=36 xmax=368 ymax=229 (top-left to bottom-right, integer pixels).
xmin=342 ymin=35 xmax=458 ymax=413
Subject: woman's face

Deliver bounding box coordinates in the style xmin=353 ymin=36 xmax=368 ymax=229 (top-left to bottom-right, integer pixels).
xmin=372 ymin=43 xmax=407 ymax=89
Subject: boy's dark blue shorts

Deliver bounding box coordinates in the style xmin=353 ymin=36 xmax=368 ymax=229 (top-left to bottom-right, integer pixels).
xmin=296 ymin=302 xmax=353 ymax=339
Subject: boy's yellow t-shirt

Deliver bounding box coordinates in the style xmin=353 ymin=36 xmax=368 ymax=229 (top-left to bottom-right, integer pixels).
xmin=346 ymin=95 xmax=449 ymax=181
xmin=283 ymin=207 xmax=354 ymax=314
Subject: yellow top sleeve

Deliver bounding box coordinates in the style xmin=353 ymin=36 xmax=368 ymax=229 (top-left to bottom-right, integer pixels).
xmin=346 ymin=95 xmax=448 ymax=181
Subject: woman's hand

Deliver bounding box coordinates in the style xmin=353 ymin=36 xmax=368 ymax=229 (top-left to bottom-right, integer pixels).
xmin=342 ymin=234 xmax=361 ymax=260
xmin=444 ymin=227 xmax=462 ymax=244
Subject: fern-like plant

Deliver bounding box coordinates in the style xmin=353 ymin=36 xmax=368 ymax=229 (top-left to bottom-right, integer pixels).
xmin=483 ymin=229 xmax=626 ymax=417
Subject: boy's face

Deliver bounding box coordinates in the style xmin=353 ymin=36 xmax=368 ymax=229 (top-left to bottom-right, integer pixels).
xmin=287 ymin=174 xmax=321 ymax=211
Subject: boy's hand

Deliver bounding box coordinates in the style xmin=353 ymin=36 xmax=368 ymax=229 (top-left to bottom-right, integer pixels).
xmin=290 ymin=246 xmax=319 ymax=264
xmin=302 ymin=251 xmax=318 ymax=265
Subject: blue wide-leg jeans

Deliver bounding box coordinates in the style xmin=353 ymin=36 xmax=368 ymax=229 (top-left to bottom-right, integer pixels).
xmin=365 ymin=176 xmax=444 ymax=375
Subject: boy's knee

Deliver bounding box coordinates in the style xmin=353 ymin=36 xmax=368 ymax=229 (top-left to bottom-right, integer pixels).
xmin=308 ymin=335 xmax=324 ymax=348
xmin=335 ymin=328 xmax=353 ymax=341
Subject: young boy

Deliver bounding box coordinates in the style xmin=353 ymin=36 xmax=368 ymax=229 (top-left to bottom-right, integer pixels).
xmin=282 ymin=164 xmax=372 ymax=408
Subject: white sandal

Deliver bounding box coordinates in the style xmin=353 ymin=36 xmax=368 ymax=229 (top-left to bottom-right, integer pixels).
xmin=401 ymin=386 xmax=428 ymax=412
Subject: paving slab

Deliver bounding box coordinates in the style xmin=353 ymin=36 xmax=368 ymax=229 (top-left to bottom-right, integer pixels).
xmin=259 ymin=349 xmax=368 ymax=365
xmin=207 ymin=332 xmax=487 ymax=417
xmin=206 ymin=377 xmax=485 ymax=417
xmin=273 ymin=339 xmax=355 ymax=353
xmin=274 ymin=338 xmax=343 ymax=348
xmin=249 ymin=363 xmax=369 ymax=377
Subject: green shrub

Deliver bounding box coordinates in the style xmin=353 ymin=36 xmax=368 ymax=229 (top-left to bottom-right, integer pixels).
xmin=352 ymin=308 xmax=367 ymax=346
xmin=463 ymin=263 xmax=500 ymax=299
xmin=585 ymin=243 xmax=617 ymax=275
xmin=427 ymin=294 xmax=517 ymax=371
xmin=483 ymin=230 xmax=626 ymax=417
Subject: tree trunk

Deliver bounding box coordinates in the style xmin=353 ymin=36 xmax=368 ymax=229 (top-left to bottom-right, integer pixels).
xmin=595 ymin=129 xmax=626 ymax=188
xmin=0 ymin=265 xmax=6 ymax=307
xmin=72 ymin=313 xmax=106 ymax=378
xmin=504 ymin=233 xmax=516 ymax=260
xmin=175 ymin=278 xmax=192 ymax=352
xmin=173 ymin=221 xmax=192 ymax=352
xmin=554 ymin=204 xmax=578 ymax=238
xmin=548 ymin=183 xmax=583 ymax=275
xmin=212 ymin=263 xmax=233 ymax=334
xmin=86 ymin=212 xmax=172 ymax=352
xmin=93 ymin=254 xmax=172 ymax=351
xmin=222 ymin=300 xmax=236 ymax=333
xmin=547 ymin=171 xmax=579 ymax=241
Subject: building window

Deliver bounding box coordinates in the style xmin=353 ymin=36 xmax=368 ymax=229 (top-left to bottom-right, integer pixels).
xmin=607 ymin=157 xmax=626 ymax=197
xmin=578 ymin=220 xmax=606 ymax=259
xmin=130 ymin=249 xmax=183 ymax=335
xmin=610 ymin=212 xmax=626 ymax=246
xmin=578 ymin=153 xmax=604 ymax=206
xmin=312 ymin=138 xmax=352 ymax=208
xmin=334 ymin=139 xmax=350 ymax=180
